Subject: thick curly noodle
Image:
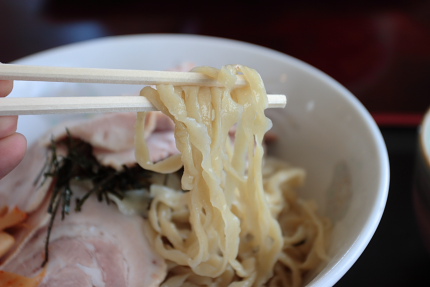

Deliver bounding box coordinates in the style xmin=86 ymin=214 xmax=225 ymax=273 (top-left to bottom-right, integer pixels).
xmin=135 ymin=65 xmax=329 ymax=287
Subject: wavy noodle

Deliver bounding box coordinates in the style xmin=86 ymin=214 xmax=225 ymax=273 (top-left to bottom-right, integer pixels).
xmin=136 ymin=65 xmax=330 ymax=286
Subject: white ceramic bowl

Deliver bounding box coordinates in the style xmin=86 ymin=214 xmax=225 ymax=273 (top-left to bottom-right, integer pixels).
xmin=10 ymin=34 xmax=390 ymax=286
xmin=414 ymin=108 xmax=430 ymax=252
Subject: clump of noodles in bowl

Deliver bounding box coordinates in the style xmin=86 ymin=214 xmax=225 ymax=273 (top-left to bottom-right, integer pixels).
xmin=2 ymin=34 xmax=389 ymax=286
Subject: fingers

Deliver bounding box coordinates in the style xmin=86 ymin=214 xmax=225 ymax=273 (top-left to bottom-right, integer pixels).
xmin=0 ymin=80 xmax=19 ymax=139
xmin=0 ymin=80 xmax=18 ymax=139
xmin=0 ymin=133 xmax=27 ymax=179
xmin=0 ymin=115 xmax=18 ymax=139
xmin=0 ymin=80 xmax=13 ymax=97
xmin=0 ymin=79 xmax=27 ymax=179
xmin=0 ymin=79 xmax=18 ymax=138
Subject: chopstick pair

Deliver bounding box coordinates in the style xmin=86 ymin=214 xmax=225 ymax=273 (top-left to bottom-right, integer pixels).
xmin=0 ymin=64 xmax=287 ymax=116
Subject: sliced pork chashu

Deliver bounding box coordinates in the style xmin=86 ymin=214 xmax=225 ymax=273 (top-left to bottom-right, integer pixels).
xmin=0 ymin=112 xmax=176 ymax=286
xmin=2 ymin=186 xmax=166 ymax=287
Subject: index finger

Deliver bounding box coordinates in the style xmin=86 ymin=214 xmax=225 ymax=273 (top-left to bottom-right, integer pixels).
xmin=0 ymin=80 xmax=17 ymax=138
xmin=0 ymin=80 xmax=13 ymax=97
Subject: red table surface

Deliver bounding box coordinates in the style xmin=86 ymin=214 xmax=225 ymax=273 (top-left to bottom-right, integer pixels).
xmin=1 ymin=0 xmax=430 ymax=126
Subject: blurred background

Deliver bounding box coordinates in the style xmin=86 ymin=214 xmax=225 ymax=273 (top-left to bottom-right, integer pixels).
xmin=1 ymin=0 xmax=430 ymax=122
xmin=1 ymin=0 xmax=430 ymax=285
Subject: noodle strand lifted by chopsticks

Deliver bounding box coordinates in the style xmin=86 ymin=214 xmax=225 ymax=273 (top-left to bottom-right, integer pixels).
xmin=135 ymin=65 xmax=329 ymax=287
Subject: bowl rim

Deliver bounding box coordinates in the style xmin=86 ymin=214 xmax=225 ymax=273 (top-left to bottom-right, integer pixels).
xmin=420 ymin=107 xmax=430 ymax=168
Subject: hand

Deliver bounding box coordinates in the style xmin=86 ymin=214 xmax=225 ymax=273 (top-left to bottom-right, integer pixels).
xmin=0 ymin=80 xmax=27 ymax=179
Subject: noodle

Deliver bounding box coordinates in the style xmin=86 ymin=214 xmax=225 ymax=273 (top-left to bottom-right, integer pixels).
xmin=135 ymin=65 xmax=330 ymax=286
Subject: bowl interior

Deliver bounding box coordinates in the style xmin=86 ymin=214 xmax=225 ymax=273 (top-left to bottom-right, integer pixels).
xmin=11 ymin=34 xmax=390 ymax=286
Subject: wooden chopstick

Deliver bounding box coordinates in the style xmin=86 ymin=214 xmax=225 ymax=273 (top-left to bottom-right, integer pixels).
xmin=0 ymin=64 xmax=287 ymax=115
xmin=0 ymin=64 xmax=248 ymax=86
xmin=0 ymin=94 xmax=287 ymax=116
